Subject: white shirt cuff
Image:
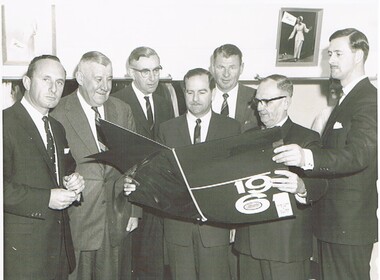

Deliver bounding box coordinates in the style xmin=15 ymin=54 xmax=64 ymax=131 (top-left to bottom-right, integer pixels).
xmin=302 ymin=149 xmax=314 ymax=170
xmin=295 ymin=193 xmax=307 ymax=204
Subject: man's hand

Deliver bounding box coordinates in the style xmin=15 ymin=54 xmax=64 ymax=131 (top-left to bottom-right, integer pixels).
xmin=63 ymin=172 xmax=85 ymax=201
xmin=126 ymin=217 xmax=138 ymax=232
xmin=270 ymin=170 xmax=306 ymax=195
xmin=124 ymin=176 xmax=139 ymax=196
xmin=272 ymin=144 xmax=305 ymax=167
xmin=49 ymin=188 xmax=78 ymax=210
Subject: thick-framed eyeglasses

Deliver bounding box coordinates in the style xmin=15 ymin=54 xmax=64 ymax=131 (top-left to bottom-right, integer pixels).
xmin=131 ymin=66 xmax=162 ymax=78
xmin=254 ymin=96 xmax=287 ymax=106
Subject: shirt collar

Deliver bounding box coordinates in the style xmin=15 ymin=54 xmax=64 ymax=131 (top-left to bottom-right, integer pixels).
xmin=342 ymin=75 xmax=367 ymax=97
xmin=132 ymin=82 xmax=153 ymax=99
xmin=21 ymin=97 xmax=48 ymax=119
xmin=186 ymin=109 xmax=212 ymax=124
xmin=216 ymin=84 xmax=239 ymax=96
xmin=266 ymin=116 xmax=288 ymax=129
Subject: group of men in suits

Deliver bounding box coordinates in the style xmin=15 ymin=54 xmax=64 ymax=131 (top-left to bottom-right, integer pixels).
xmin=3 ymin=27 xmax=377 ymax=280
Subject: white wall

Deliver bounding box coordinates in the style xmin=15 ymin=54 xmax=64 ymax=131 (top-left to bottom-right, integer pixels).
xmin=2 ymin=0 xmax=378 ymax=80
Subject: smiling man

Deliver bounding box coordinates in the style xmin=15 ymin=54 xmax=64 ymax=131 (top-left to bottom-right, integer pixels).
xmin=51 ymin=51 xmax=141 ymax=280
xmin=273 ymin=28 xmax=377 ymax=280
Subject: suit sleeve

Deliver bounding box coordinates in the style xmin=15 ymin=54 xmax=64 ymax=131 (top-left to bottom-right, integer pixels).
xmin=311 ymin=99 xmax=376 ymax=176
xmin=3 ymin=126 xmax=51 ymax=219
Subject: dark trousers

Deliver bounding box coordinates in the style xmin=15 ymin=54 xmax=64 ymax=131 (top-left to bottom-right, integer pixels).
xmin=318 ymin=240 xmax=373 ymax=280
xmin=133 ymin=209 xmax=165 ymax=280
xmin=239 ymin=254 xmax=310 ymax=280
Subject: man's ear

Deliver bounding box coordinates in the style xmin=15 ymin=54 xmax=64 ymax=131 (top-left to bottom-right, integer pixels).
xmin=22 ymin=75 xmax=31 ymax=91
xmin=127 ymin=67 xmax=135 ymax=80
xmin=239 ymin=62 xmax=245 ymax=75
xmin=355 ymin=49 xmax=364 ymax=64
xmin=211 ymin=88 xmax=216 ymax=101
xmin=76 ymin=70 xmax=84 ymax=86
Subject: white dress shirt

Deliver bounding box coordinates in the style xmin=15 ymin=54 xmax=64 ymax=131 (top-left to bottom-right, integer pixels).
xmin=132 ymin=82 xmax=155 ymax=121
xmin=77 ymin=91 xmax=105 ymax=152
xmin=21 ymin=97 xmax=60 ymax=182
xmin=186 ymin=110 xmax=212 ymax=144
xmin=212 ymin=85 xmax=239 ymax=118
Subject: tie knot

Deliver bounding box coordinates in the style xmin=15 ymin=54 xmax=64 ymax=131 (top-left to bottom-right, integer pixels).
xmin=223 ymin=93 xmax=229 ymax=100
xmin=144 ymin=96 xmax=150 ymax=102
xmin=42 ymin=116 xmax=48 ymax=123
xmin=196 ymin=118 xmax=201 ymax=125
xmin=91 ymin=106 xmax=99 ymax=114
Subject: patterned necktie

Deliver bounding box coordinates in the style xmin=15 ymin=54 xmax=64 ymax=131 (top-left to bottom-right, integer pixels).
xmin=144 ymin=96 xmax=154 ymax=131
xmin=221 ymin=93 xmax=229 ymax=116
xmin=91 ymin=106 xmax=108 ymax=151
xmin=42 ymin=116 xmax=57 ymax=177
xmin=193 ymin=118 xmax=202 ymax=144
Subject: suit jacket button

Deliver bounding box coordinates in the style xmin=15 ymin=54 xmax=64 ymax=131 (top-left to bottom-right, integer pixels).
xmin=58 ymin=220 xmax=61 ymax=224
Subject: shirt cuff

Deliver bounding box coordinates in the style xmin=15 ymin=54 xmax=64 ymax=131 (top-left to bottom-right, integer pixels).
xmin=302 ymin=149 xmax=314 ymax=170
xmin=295 ymin=193 xmax=307 ymax=204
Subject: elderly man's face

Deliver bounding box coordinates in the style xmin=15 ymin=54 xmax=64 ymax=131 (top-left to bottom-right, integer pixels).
xmin=77 ymin=62 xmax=113 ymax=107
xmin=129 ymin=55 xmax=161 ymax=95
xmin=255 ymin=79 xmax=289 ymax=128
xmin=23 ymin=59 xmax=66 ymax=114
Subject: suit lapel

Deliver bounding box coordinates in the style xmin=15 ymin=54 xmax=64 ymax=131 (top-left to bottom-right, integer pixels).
xmin=127 ymin=87 xmax=151 ymax=135
xmin=179 ymin=115 xmax=192 ymax=145
xmin=206 ymin=112 xmax=220 ymax=141
xmin=235 ymin=84 xmax=249 ymax=122
xmin=15 ymin=103 xmax=59 ymax=187
xmin=65 ymin=92 xmax=99 ymax=155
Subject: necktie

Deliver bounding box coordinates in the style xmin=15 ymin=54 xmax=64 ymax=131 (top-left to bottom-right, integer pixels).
xmin=144 ymin=96 xmax=154 ymax=131
xmin=91 ymin=106 xmax=108 ymax=151
xmin=221 ymin=93 xmax=229 ymax=116
xmin=193 ymin=118 xmax=201 ymax=144
xmin=42 ymin=116 xmax=57 ymax=177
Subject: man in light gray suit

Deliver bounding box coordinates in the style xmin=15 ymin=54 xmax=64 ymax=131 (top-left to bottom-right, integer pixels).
xmin=51 ymin=51 xmax=141 ymax=280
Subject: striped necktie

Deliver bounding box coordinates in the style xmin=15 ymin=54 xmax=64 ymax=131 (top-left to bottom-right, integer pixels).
xmin=144 ymin=96 xmax=154 ymax=131
xmin=193 ymin=118 xmax=201 ymax=144
xmin=221 ymin=93 xmax=229 ymax=116
xmin=91 ymin=106 xmax=108 ymax=151
xmin=42 ymin=116 xmax=57 ymax=177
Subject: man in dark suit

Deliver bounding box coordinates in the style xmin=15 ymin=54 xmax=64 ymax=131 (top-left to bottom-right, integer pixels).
xmin=3 ymin=55 xmax=85 ymax=280
xmin=273 ymin=28 xmax=377 ymax=280
xmin=210 ymin=43 xmax=259 ymax=132
xmin=210 ymin=43 xmax=260 ymax=279
xmin=234 ymin=74 xmax=327 ymax=280
xmin=113 ymin=46 xmax=174 ymax=279
xmin=51 ymin=51 xmax=141 ymax=280
xmin=157 ymin=68 xmax=240 ymax=279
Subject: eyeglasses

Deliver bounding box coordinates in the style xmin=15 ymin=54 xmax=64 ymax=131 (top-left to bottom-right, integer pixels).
xmin=131 ymin=66 xmax=162 ymax=78
xmin=254 ymin=96 xmax=287 ymax=106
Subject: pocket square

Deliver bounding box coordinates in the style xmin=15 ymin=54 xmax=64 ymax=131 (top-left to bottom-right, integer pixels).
xmin=64 ymin=148 xmax=70 ymax=154
xmin=333 ymin=122 xmax=343 ymax=129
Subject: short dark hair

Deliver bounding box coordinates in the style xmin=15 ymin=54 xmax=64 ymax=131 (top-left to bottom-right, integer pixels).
xmin=212 ymin=44 xmax=243 ymax=65
xmin=329 ymin=28 xmax=369 ymax=62
xmin=261 ymin=74 xmax=293 ymax=97
xmin=183 ymin=68 xmax=216 ymax=91
xmin=26 ymin=55 xmax=63 ymax=78
xmin=128 ymin=46 xmax=159 ymax=66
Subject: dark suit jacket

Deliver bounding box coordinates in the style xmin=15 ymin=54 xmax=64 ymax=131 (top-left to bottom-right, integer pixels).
xmin=234 ymin=118 xmax=328 ymax=262
xmin=113 ymin=84 xmax=174 ymax=139
xmin=236 ymin=83 xmax=259 ymax=132
xmin=3 ymin=102 xmax=75 ymax=279
xmin=51 ymin=92 xmax=142 ymax=250
xmin=158 ymin=112 xmax=241 ymax=247
xmin=311 ymin=77 xmax=378 ymax=245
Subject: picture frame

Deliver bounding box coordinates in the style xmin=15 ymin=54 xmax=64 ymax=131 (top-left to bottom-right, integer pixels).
xmin=2 ymin=4 xmax=56 ymax=65
xmin=276 ymin=8 xmax=323 ymax=67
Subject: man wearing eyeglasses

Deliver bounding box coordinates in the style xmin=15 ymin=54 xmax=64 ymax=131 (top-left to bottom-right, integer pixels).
xmin=113 ymin=46 xmax=174 ymax=280
xmin=234 ymin=74 xmax=327 ymax=280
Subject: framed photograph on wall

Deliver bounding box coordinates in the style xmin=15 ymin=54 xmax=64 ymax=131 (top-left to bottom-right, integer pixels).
xmin=276 ymin=8 xmax=323 ymax=67
xmin=2 ymin=5 xmax=56 ymax=65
